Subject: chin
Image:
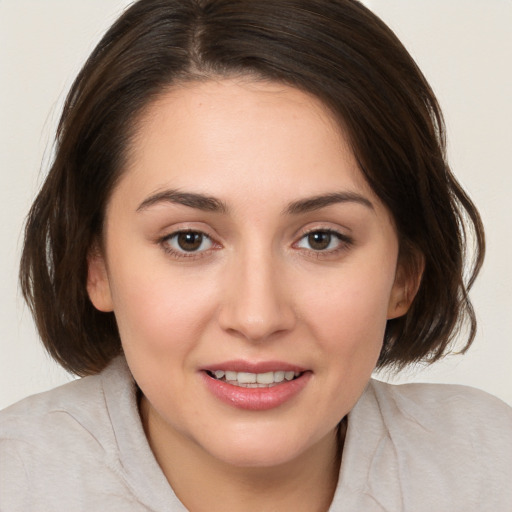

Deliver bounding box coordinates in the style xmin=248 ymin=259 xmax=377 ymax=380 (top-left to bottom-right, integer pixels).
xmin=211 ymin=444 xmax=305 ymax=469
xmin=196 ymin=424 xmax=332 ymax=469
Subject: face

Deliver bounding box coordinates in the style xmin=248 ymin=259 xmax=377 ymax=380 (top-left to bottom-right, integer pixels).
xmin=88 ymin=79 xmax=412 ymax=469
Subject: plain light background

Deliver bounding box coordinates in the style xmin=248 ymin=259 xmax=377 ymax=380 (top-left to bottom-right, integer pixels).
xmin=0 ymin=0 xmax=511 ymax=409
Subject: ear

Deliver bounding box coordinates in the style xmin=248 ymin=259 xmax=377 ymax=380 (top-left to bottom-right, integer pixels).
xmin=86 ymin=243 xmax=114 ymax=312
xmin=387 ymin=249 xmax=424 ymax=320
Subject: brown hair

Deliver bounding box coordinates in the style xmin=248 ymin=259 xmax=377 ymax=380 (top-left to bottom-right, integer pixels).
xmin=20 ymin=0 xmax=484 ymax=376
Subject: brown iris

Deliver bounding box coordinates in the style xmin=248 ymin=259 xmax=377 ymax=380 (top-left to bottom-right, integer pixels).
xmin=177 ymin=232 xmax=204 ymax=251
xmin=307 ymin=231 xmax=333 ymax=251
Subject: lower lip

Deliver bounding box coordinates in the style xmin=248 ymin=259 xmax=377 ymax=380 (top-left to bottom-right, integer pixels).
xmin=201 ymin=372 xmax=311 ymax=411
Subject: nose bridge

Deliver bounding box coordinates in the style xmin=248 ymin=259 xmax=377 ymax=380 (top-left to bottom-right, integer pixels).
xmin=219 ymin=241 xmax=295 ymax=341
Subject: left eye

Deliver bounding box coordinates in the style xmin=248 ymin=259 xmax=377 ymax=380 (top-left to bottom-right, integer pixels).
xmin=164 ymin=231 xmax=213 ymax=253
xmin=296 ymin=230 xmax=345 ymax=251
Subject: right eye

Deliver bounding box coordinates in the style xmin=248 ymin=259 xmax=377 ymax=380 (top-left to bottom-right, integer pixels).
xmin=162 ymin=231 xmax=214 ymax=254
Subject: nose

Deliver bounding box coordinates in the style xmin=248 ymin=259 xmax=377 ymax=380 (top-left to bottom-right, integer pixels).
xmin=218 ymin=249 xmax=296 ymax=342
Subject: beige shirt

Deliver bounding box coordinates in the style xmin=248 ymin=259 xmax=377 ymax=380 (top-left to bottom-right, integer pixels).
xmin=1 ymin=356 xmax=511 ymax=511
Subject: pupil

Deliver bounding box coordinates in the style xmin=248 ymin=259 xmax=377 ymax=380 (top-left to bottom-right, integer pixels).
xmin=308 ymin=232 xmax=331 ymax=250
xmin=177 ymin=232 xmax=202 ymax=251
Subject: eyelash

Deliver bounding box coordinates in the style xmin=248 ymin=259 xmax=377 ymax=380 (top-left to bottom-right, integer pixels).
xmin=294 ymin=228 xmax=353 ymax=258
xmin=158 ymin=228 xmax=353 ymax=260
xmin=160 ymin=230 xmax=217 ymax=260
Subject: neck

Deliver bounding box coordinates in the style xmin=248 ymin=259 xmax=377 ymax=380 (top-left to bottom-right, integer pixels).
xmin=140 ymin=397 xmax=346 ymax=512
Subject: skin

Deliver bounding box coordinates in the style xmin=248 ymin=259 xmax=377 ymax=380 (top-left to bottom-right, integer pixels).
xmin=87 ymin=78 xmax=417 ymax=512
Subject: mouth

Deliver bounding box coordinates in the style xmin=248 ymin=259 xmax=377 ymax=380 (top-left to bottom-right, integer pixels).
xmin=201 ymin=363 xmax=311 ymax=410
xmin=201 ymin=360 xmax=310 ymax=410
xmin=205 ymin=369 xmax=303 ymax=388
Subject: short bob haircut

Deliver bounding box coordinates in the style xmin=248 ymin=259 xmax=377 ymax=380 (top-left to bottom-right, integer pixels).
xmin=20 ymin=0 xmax=484 ymax=377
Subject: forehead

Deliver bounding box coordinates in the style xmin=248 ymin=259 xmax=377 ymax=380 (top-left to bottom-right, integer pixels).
xmin=114 ymin=78 xmax=381 ymax=214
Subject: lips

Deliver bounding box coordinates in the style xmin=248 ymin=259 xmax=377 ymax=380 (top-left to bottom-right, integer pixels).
xmin=201 ymin=360 xmax=311 ymax=410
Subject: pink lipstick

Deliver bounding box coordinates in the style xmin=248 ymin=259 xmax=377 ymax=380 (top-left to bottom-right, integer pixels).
xmin=200 ymin=360 xmax=311 ymax=411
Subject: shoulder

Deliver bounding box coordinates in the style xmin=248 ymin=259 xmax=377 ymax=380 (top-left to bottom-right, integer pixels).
xmin=338 ymin=380 xmax=512 ymax=511
xmin=368 ymin=378 xmax=512 ymax=438
xmin=0 ymin=366 xmax=119 ymax=490
xmin=1 ymin=366 xmax=109 ymax=448
xmin=369 ymin=377 xmax=512 ymax=414
xmin=0 ymin=356 xmax=135 ymax=452
xmin=366 ymin=379 xmax=512 ymax=465
xmin=0 ymin=357 xmax=147 ymax=510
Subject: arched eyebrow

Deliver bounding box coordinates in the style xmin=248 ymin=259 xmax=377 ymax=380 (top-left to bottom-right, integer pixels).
xmin=136 ymin=190 xmax=228 ymax=213
xmin=283 ymin=192 xmax=374 ymax=215
xmin=136 ymin=189 xmax=373 ymax=215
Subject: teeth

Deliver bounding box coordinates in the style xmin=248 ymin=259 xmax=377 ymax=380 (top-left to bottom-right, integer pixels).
xmin=210 ymin=370 xmax=301 ymax=387
xmin=274 ymin=371 xmax=285 ymax=383
xmin=225 ymin=371 xmax=237 ymax=381
xmin=256 ymin=372 xmax=274 ymax=384
xmin=237 ymin=372 xmax=256 ymax=384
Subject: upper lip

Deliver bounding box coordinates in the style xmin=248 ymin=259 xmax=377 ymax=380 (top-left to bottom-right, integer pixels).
xmin=201 ymin=360 xmax=308 ymax=374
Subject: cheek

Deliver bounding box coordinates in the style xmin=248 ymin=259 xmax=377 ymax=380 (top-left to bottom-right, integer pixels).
xmin=108 ymin=261 xmax=220 ymax=356
xmin=297 ymin=257 xmax=396 ymax=358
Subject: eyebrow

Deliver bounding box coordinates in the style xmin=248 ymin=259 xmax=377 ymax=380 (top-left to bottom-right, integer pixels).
xmin=284 ymin=192 xmax=374 ymax=215
xmin=136 ymin=190 xmax=228 ymax=213
xmin=136 ymin=189 xmax=373 ymax=215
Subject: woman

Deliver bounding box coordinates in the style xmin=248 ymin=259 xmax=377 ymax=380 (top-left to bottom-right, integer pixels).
xmin=1 ymin=0 xmax=511 ymax=510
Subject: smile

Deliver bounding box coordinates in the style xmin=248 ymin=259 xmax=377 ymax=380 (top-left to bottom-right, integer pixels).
xmin=206 ymin=370 xmax=302 ymax=388
xmin=201 ymin=363 xmax=311 ymax=411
